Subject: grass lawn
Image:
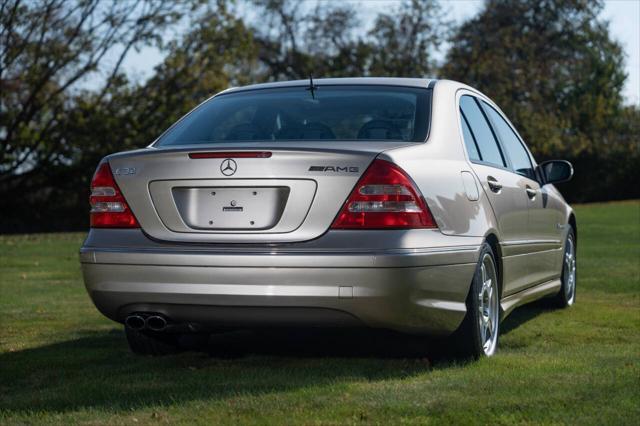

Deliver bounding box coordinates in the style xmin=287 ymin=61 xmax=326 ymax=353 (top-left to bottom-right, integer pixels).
xmin=1 ymin=201 xmax=638 ymax=425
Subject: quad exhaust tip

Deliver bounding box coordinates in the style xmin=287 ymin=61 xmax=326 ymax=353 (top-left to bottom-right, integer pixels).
xmin=125 ymin=314 xmax=168 ymax=332
xmin=146 ymin=315 xmax=168 ymax=331
xmin=125 ymin=314 xmax=146 ymax=330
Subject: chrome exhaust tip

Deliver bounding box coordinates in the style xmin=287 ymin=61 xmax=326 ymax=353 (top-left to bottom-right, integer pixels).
xmin=146 ymin=315 xmax=168 ymax=332
xmin=125 ymin=314 xmax=146 ymax=330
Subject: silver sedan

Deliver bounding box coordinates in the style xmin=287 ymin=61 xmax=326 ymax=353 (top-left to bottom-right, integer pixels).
xmin=80 ymin=78 xmax=577 ymax=358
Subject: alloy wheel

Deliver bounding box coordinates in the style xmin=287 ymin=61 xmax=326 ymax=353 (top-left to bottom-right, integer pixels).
xmin=478 ymin=253 xmax=499 ymax=356
xmin=563 ymin=235 xmax=577 ymax=305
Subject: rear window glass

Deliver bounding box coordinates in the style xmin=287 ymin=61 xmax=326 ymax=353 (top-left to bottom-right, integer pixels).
xmin=156 ymin=85 xmax=431 ymax=146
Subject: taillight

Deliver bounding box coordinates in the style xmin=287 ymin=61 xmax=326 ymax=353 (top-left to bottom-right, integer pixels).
xmin=89 ymin=162 xmax=139 ymax=228
xmin=331 ymin=159 xmax=437 ymax=229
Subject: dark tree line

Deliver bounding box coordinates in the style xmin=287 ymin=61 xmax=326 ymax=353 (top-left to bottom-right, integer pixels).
xmin=0 ymin=0 xmax=637 ymax=232
xmin=443 ymin=0 xmax=639 ymax=202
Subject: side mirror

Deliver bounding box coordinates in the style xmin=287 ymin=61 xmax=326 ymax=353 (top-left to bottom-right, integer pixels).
xmin=538 ymin=160 xmax=574 ymax=185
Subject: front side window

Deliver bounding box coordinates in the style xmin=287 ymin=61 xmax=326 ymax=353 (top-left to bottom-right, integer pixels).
xmin=156 ymin=86 xmax=431 ymax=146
xmin=459 ymin=96 xmax=506 ymax=167
xmin=481 ymin=102 xmax=535 ymax=180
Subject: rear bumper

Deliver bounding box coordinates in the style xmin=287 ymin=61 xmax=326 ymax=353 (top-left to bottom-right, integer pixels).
xmin=80 ymin=230 xmax=481 ymax=335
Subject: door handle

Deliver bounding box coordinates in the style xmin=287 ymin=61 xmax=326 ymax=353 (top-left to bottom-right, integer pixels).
xmin=526 ymin=185 xmax=537 ymax=199
xmin=487 ymin=176 xmax=502 ymax=193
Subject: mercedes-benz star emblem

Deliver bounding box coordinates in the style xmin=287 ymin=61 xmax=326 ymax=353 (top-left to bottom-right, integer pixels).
xmin=220 ymin=158 xmax=237 ymax=176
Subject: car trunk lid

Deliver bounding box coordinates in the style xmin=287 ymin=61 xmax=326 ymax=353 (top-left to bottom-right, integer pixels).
xmin=107 ymin=142 xmax=410 ymax=243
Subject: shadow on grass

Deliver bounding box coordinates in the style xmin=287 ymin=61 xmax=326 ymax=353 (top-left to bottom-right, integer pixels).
xmin=501 ymin=298 xmax=554 ymax=335
xmin=1 ymin=302 xmax=556 ymax=414
xmin=0 ymin=328 xmax=445 ymax=414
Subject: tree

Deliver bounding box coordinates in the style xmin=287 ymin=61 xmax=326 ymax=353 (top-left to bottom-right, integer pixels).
xmin=250 ymin=0 xmax=368 ymax=79
xmin=442 ymin=0 xmax=638 ymax=202
xmin=0 ymin=0 xmax=210 ymax=231
xmin=250 ymin=0 xmax=449 ymax=80
xmin=0 ymin=0 xmax=192 ymax=183
xmin=367 ymin=0 xmax=450 ymax=77
xmin=442 ymin=0 xmax=627 ymax=158
xmin=117 ymin=6 xmax=257 ymax=149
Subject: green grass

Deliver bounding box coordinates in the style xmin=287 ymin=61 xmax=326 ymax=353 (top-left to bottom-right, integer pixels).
xmin=1 ymin=201 xmax=639 ymax=425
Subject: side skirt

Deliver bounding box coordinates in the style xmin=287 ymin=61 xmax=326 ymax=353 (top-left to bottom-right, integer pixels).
xmin=500 ymin=278 xmax=561 ymax=320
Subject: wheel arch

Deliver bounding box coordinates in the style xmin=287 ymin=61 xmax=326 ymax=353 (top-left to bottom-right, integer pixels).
xmin=484 ymin=233 xmax=503 ymax=298
xmin=568 ymin=213 xmax=577 ymax=247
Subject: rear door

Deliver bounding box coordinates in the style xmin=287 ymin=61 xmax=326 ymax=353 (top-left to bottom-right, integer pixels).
xmin=481 ymin=102 xmax=562 ymax=286
xmin=459 ymin=95 xmax=530 ymax=296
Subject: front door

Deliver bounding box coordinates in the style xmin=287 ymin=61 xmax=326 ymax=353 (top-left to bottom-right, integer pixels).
xmin=527 ymin=182 xmax=566 ymax=284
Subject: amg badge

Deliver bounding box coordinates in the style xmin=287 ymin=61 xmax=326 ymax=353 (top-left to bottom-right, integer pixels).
xmin=308 ymin=166 xmax=359 ymax=173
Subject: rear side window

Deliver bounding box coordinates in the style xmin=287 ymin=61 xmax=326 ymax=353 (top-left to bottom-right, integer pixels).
xmin=459 ymin=96 xmax=506 ymax=167
xmin=482 ymin=102 xmax=535 ymax=180
xmin=460 ymin=113 xmax=481 ymax=161
xmin=156 ymin=85 xmax=431 ymax=145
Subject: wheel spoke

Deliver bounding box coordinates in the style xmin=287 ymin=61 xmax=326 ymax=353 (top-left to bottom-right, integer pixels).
xmin=565 ymin=253 xmax=572 ymax=270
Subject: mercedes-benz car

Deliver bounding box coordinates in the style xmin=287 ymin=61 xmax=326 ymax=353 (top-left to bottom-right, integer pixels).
xmin=80 ymin=78 xmax=577 ymax=358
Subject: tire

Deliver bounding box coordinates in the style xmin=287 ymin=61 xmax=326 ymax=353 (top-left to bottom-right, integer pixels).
xmin=553 ymin=226 xmax=577 ymax=308
xmin=452 ymin=242 xmax=500 ymax=359
xmin=125 ymin=326 xmax=180 ymax=356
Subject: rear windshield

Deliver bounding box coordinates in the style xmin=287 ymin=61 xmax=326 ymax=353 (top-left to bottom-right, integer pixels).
xmin=155 ymin=85 xmax=431 ymax=146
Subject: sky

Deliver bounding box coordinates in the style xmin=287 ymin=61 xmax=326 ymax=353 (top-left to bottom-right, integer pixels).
xmin=119 ymin=0 xmax=640 ymax=106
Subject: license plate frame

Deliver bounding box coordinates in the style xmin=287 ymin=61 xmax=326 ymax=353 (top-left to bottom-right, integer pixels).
xmin=171 ymin=186 xmax=290 ymax=230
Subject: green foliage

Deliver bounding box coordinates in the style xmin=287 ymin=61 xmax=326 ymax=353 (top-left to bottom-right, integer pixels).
xmin=442 ymin=0 xmax=631 ymax=158
xmin=251 ymin=0 xmax=447 ymax=79
xmin=367 ymin=0 xmax=450 ymax=77
xmin=250 ymin=0 xmax=369 ymax=79
xmin=0 ymin=0 xmax=190 ymax=178
xmin=0 ymin=0 xmax=197 ymax=231
xmin=74 ymin=9 xmax=256 ymax=160
xmin=442 ymin=0 xmax=639 ymax=202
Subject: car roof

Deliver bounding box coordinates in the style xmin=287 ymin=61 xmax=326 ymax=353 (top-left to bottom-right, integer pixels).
xmin=221 ymin=77 xmax=436 ymax=94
